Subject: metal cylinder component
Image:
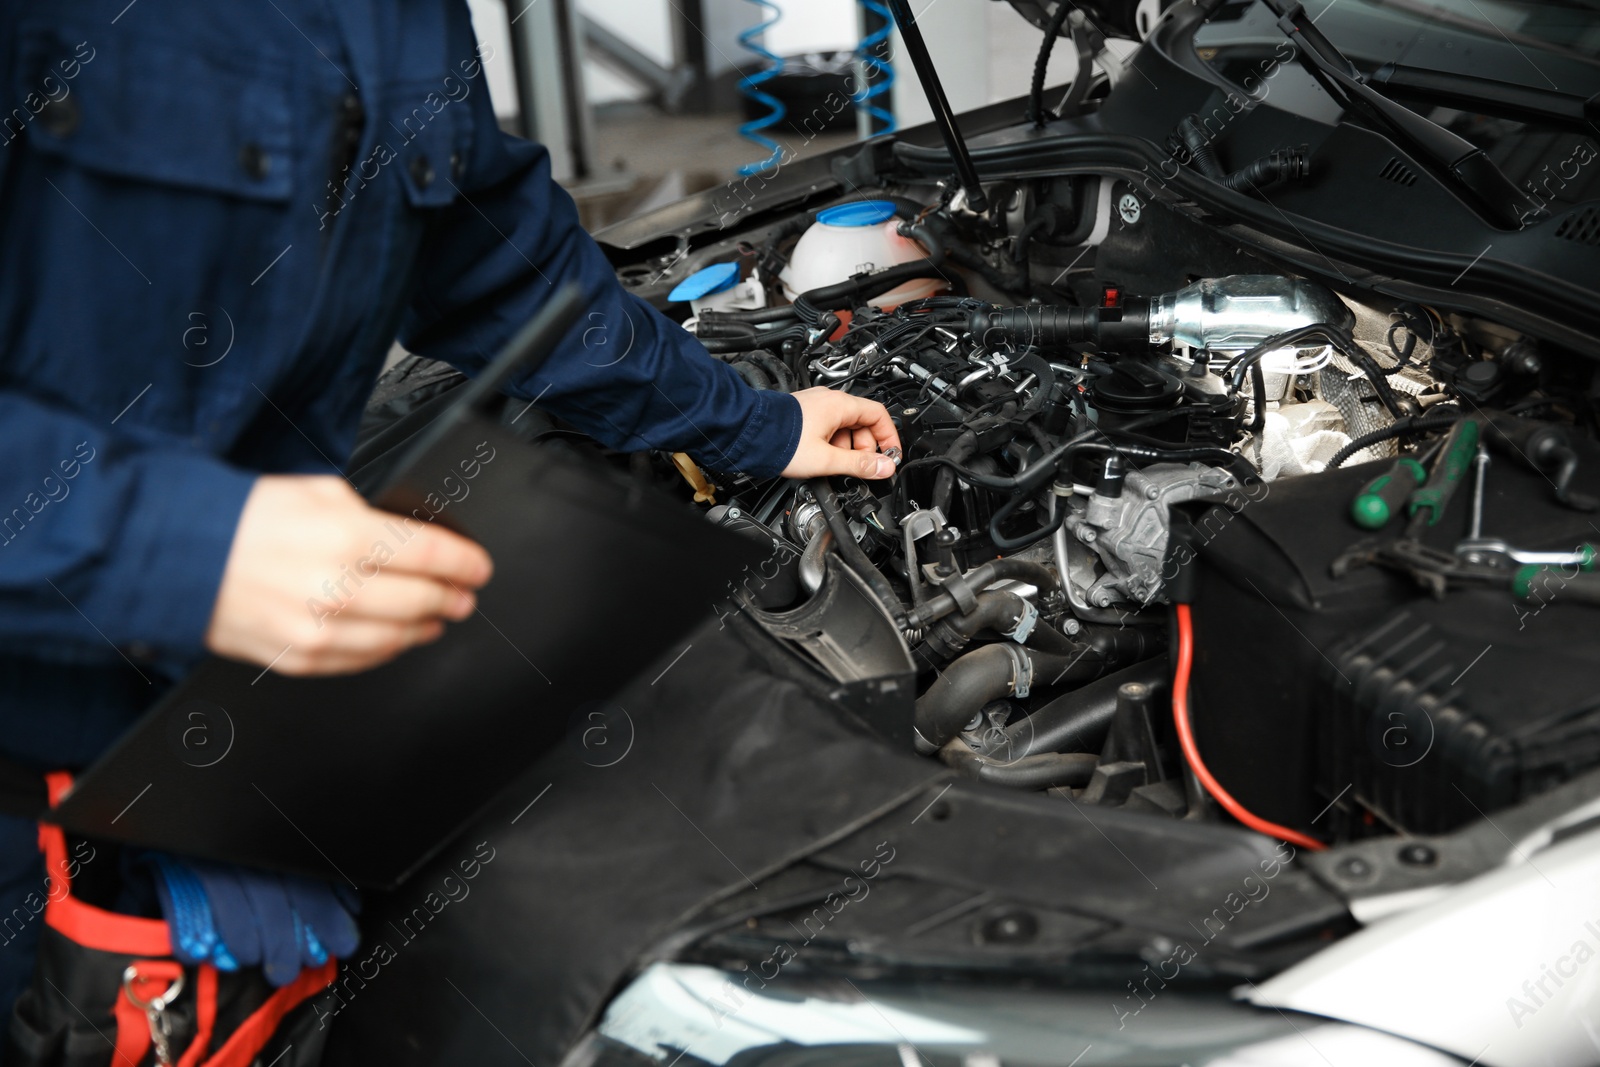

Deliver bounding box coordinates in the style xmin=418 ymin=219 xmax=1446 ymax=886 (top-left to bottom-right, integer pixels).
xmin=1146 ymin=275 xmax=1355 ymax=353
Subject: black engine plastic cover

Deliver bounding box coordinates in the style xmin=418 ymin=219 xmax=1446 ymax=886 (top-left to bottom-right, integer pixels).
xmin=1175 ymin=442 xmax=1600 ymax=836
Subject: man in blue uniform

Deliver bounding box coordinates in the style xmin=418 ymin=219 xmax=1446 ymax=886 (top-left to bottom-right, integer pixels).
xmin=0 ymin=0 xmax=899 ymax=1022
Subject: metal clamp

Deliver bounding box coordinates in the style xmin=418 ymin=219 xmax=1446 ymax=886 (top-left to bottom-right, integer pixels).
xmin=123 ymin=965 xmax=184 ymax=1066
xmin=1001 ymin=599 xmax=1040 ymax=645
xmin=1003 ymin=643 xmax=1034 ymax=700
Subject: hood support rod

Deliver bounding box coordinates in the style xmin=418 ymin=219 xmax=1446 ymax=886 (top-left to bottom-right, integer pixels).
xmin=883 ymin=0 xmax=990 ymax=215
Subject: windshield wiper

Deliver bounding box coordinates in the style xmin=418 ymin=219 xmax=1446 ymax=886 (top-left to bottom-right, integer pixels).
xmin=1369 ymin=63 xmax=1600 ymax=138
xmin=1260 ymin=0 xmax=1536 ymax=228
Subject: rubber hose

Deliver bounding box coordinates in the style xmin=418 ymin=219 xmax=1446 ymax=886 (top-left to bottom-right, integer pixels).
xmin=1229 ymin=325 xmax=1407 ymax=423
xmin=1012 ymin=213 xmax=1053 ymax=266
xmin=1119 ymin=444 xmax=1260 ymax=489
xmin=1326 ymin=409 xmax=1462 ymax=469
xmin=932 ymin=429 xmax=980 ymax=518
xmin=1012 ymin=351 xmax=1056 ymax=414
xmin=694 ymin=320 xmax=759 ymax=341
xmin=939 ymin=738 xmax=1098 ymax=790
xmin=697 ymin=305 xmax=802 ymax=326
xmin=1177 ymin=115 xmax=1225 ymax=179
xmin=747 ymin=351 xmax=797 ymax=392
xmin=915 ymin=642 xmax=1025 ymax=753
xmin=1343 ymin=343 xmax=1410 ymax=422
xmin=990 ymin=490 xmax=1067 ymax=552
xmin=808 ymin=478 xmax=905 ymax=619
xmin=700 ymin=335 xmax=774 ymax=356
xmin=1022 ymin=619 xmax=1080 ymax=655
xmin=969 ymin=305 xmax=1105 ymax=347
xmin=885 ymin=195 xmax=931 ymax=222
xmin=730 ymin=360 xmax=774 ymax=391
xmin=1027 ymin=626 xmax=1161 ymax=688
xmin=914 ymin=627 xmax=1156 ymax=752
xmin=911 ymin=557 xmax=1061 ymax=628
xmin=1028 ymin=0 xmax=1075 ymax=126
xmin=794 ymin=258 xmax=947 ymax=326
xmin=997 ymin=658 xmax=1168 ymax=759
xmin=924 ymin=595 xmax=1081 ymax=664
xmin=901 ymin=215 xmax=1025 ymax=296
xmin=1050 ymin=180 xmax=1098 ymax=248
xmin=1217 ymin=149 xmax=1309 ymax=193
xmin=945 ymin=591 xmax=1029 ymax=640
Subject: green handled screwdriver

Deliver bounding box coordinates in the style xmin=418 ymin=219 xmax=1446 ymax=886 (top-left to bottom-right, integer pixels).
xmin=1350 ymin=457 xmax=1428 ymax=530
xmin=1407 ymin=417 xmax=1482 ymax=532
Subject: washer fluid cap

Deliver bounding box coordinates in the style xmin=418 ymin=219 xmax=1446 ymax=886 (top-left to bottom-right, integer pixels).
xmin=669 ymin=262 xmax=741 ymax=303
xmin=816 ymin=200 xmax=899 ymax=227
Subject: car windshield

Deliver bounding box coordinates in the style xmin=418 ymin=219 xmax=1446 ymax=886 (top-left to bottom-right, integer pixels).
xmin=1368 ymin=0 xmax=1600 ymax=58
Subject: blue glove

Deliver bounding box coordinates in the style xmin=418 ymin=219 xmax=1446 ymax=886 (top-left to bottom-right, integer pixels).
xmin=146 ymin=856 xmax=360 ymax=986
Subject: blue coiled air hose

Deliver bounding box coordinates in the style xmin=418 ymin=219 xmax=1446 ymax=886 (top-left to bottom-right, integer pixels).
xmin=736 ymin=0 xmax=787 ymax=176
xmin=854 ymin=0 xmax=896 ymax=135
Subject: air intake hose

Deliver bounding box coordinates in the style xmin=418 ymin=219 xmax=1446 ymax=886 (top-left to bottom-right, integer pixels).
xmin=968 ymin=302 xmax=1152 ymax=350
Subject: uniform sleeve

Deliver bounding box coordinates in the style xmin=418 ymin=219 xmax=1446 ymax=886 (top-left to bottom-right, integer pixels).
xmin=0 ymin=392 xmax=256 ymax=663
xmin=395 ymin=17 xmax=801 ymax=478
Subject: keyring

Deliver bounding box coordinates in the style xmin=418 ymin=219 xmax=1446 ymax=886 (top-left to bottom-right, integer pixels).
xmin=122 ymin=964 xmax=184 ymax=1012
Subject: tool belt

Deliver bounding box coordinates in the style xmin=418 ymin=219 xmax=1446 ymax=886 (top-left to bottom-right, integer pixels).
xmin=5 ymin=774 xmax=336 ymax=1067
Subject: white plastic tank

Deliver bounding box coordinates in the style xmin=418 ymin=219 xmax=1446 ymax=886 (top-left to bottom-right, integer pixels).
xmin=780 ymin=200 xmax=946 ymax=308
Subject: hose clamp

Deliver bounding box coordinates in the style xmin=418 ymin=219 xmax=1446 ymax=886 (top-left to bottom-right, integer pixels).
xmin=1004 ymin=643 xmax=1033 ymax=700
xmin=1002 ymin=599 xmax=1039 ymax=645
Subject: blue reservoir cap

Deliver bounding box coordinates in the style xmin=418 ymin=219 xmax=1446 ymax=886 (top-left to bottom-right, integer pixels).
xmin=668 ymin=261 xmax=741 ymax=303
xmin=816 ymin=200 xmax=898 ymax=227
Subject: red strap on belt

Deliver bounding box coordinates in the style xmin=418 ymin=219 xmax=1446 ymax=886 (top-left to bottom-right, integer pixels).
xmin=38 ymin=772 xmax=338 ymax=1065
xmin=39 ymin=772 xmax=172 ymax=957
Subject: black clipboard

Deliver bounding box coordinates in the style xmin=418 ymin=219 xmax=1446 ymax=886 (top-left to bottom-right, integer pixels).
xmin=50 ymin=286 xmax=763 ymax=889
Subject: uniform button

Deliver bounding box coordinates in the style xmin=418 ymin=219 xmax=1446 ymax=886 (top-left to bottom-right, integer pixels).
xmin=239 ymin=142 xmax=270 ymax=180
xmin=409 ymin=155 xmax=435 ymax=190
xmin=450 ymin=152 xmax=463 ymax=180
xmin=39 ymin=95 xmax=80 ymax=138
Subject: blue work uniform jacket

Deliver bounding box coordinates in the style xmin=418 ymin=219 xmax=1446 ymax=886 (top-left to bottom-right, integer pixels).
xmin=0 ymin=1 xmax=802 ymax=769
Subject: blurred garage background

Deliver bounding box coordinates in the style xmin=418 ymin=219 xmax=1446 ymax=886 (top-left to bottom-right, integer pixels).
xmin=461 ymin=0 xmax=1073 ymax=229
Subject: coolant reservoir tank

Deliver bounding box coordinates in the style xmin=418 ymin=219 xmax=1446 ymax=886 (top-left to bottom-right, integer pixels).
xmin=780 ymin=200 xmax=946 ymax=307
xmin=1147 ymin=275 xmax=1354 ymax=353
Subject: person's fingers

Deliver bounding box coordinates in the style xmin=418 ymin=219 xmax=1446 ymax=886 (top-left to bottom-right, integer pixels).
xmin=830 ymin=428 xmax=852 ymax=450
xmin=830 ymin=392 xmax=901 ymax=452
xmin=809 ymin=444 xmax=897 ymax=480
xmin=330 ymin=574 xmax=475 ymax=624
xmin=379 ymin=520 xmax=493 ymax=589
xmin=851 ymin=426 xmax=876 ymax=451
xmin=275 ymin=619 xmax=445 ymax=676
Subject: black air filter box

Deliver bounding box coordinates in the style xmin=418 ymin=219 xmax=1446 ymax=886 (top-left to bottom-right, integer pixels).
xmin=1174 ymin=441 xmax=1600 ymax=836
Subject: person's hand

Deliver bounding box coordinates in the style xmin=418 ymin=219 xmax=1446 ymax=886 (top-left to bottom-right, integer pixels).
xmin=204 ymin=475 xmax=493 ymax=676
xmin=780 ymin=387 xmax=903 ymax=480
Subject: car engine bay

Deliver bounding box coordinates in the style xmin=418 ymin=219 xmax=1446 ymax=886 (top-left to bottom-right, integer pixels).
xmin=589 ymin=0 xmax=1600 ymax=868
xmin=322 ymin=3 xmax=1600 ymax=1063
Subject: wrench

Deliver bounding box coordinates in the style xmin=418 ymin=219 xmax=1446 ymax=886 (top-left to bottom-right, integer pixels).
xmin=1456 ymin=538 xmax=1597 ymax=570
